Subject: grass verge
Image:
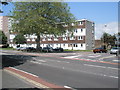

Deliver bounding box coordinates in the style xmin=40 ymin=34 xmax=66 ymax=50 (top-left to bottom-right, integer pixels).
xmin=64 ymin=49 xmax=92 ymax=52
xmin=0 ymin=47 xmax=15 ymax=50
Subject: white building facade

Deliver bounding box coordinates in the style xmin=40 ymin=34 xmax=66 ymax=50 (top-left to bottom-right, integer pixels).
xmin=3 ymin=16 xmax=95 ymax=50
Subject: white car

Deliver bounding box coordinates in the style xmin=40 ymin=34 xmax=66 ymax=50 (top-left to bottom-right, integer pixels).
xmin=110 ymin=47 xmax=119 ymax=54
xmin=16 ymin=47 xmax=26 ymax=51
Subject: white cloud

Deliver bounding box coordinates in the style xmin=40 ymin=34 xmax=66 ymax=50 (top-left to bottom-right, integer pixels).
xmin=95 ymin=22 xmax=118 ymax=40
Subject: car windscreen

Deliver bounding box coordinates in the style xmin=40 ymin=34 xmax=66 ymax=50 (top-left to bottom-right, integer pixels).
xmin=95 ymin=48 xmax=103 ymax=49
xmin=112 ymin=47 xmax=118 ymax=49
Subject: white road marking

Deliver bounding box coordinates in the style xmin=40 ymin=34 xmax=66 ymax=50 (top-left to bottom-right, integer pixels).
xmin=57 ymin=61 xmax=61 ymax=62
xmin=63 ymin=56 xmax=78 ymax=58
xmin=9 ymin=67 xmax=39 ymax=77
xmin=109 ymin=76 xmax=118 ymax=79
xmin=30 ymin=61 xmax=42 ymax=64
xmin=107 ymin=67 xmax=119 ymax=70
xmin=32 ymin=57 xmax=46 ymax=62
xmin=88 ymin=55 xmax=101 ymax=58
xmin=64 ymin=85 xmax=72 ymax=88
xmin=99 ymin=55 xmax=116 ymax=60
xmin=84 ymin=64 xmax=106 ymax=68
xmin=86 ymin=59 xmax=96 ymax=61
xmin=84 ymin=64 xmax=119 ymax=70
xmin=37 ymin=60 xmax=46 ymax=62
xmin=112 ymin=60 xmax=119 ymax=62
xmin=65 ymin=62 xmax=70 ymax=63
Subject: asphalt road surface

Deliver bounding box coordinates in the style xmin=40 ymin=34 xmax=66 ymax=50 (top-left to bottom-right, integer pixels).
xmin=1 ymin=50 xmax=119 ymax=89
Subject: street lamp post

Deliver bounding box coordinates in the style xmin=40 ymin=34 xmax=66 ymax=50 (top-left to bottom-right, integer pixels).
xmin=102 ymin=24 xmax=107 ymax=49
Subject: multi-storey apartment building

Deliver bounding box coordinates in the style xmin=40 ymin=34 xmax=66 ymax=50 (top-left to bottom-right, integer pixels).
xmin=115 ymin=33 xmax=120 ymax=47
xmin=0 ymin=16 xmax=10 ymax=44
xmin=2 ymin=16 xmax=95 ymax=50
xmin=39 ymin=19 xmax=95 ymax=50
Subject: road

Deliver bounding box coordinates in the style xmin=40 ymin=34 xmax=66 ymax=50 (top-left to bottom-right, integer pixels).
xmin=1 ymin=50 xmax=119 ymax=89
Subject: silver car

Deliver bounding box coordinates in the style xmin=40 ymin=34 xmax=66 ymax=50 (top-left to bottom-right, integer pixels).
xmin=110 ymin=47 xmax=119 ymax=54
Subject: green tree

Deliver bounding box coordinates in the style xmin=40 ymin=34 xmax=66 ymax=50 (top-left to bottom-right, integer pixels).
xmin=11 ymin=2 xmax=75 ymax=51
xmin=0 ymin=31 xmax=7 ymax=44
xmin=13 ymin=33 xmax=26 ymax=44
xmin=101 ymin=32 xmax=116 ymax=47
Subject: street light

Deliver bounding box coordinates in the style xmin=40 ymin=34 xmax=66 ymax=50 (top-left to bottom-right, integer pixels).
xmin=102 ymin=24 xmax=107 ymax=49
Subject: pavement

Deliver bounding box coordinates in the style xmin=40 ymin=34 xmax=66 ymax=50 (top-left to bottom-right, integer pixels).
xmin=2 ymin=70 xmax=36 ymax=88
xmin=1 ymin=50 xmax=120 ymax=89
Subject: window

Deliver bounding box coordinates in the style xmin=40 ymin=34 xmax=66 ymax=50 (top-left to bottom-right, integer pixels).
xmin=81 ymin=36 xmax=83 ymax=40
xmin=81 ymin=29 xmax=83 ymax=32
xmin=81 ymin=22 xmax=83 ymax=25
xmin=76 ymin=30 xmax=78 ymax=33
xmin=70 ymin=37 xmax=75 ymax=40
xmin=73 ymin=44 xmax=78 ymax=47
xmin=63 ymin=37 xmax=68 ymax=40
xmin=76 ymin=44 xmax=78 ymax=47
xmin=68 ymin=44 xmax=72 ymax=47
xmin=74 ymin=36 xmax=76 ymax=40
xmin=74 ymin=29 xmax=77 ymax=33
xmin=78 ymin=21 xmax=83 ymax=25
xmin=81 ymin=44 xmax=83 ymax=47
xmin=73 ymin=44 xmax=76 ymax=47
xmin=78 ymin=36 xmax=83 ymax=40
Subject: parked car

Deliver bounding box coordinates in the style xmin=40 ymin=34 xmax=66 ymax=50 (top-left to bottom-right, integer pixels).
xmin=16 ymin=47 xmax=26 ymax=51
xmin=42 ymin=47 xmax=54 ymax=52
xmin=25 ymin=47 xmax=36 ymax=52
xmin=0 ymin=44 xmax=9 ymax=48
xmin=110 ymin=47 xmax=119 ymax=54
xmin=93 ymin=48 xmax=107 ymax=53
xmin=53 ymin=47 xmax=64 ymax=52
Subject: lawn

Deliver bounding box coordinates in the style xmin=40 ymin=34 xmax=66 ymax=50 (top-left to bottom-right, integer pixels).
xmin=0 ymin=47 xmax=15 ymax=50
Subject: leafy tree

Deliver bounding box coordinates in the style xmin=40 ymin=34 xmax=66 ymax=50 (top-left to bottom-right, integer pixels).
xmin=13 ymin=33 xmax=26 ymax=44
xmin=0 ymin=31 xmax=7 ymax=44
xmin=11 ymin=2 xmax=75 ymax=51
xmin=101 ymin=32 xmax=116 ymax=47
